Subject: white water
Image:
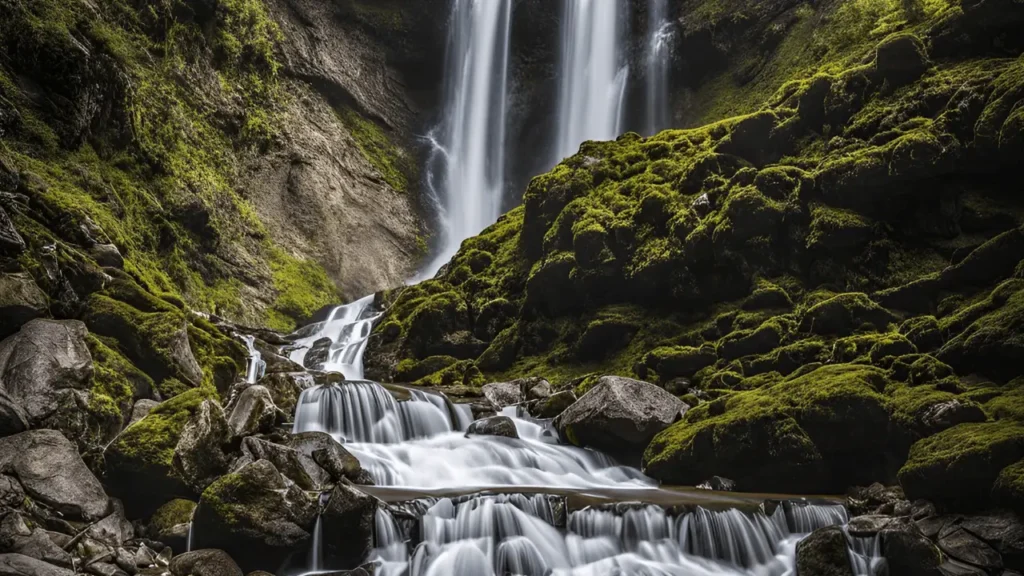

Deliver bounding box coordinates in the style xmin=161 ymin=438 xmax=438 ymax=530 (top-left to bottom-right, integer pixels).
xmin=287 ymin=294 xmax=378 ymax=379
xmin=369 ymin=497 xmax=877 ymax=576
xmin=646 ymin=0 xmax=673 ymax=135
xmin=555 ymin=0 xmax=629 ymax=162
xmin=421 ymin=0 xmax=513 ymax=277
xmin=242 ymin=335 xmax=266 ymax=385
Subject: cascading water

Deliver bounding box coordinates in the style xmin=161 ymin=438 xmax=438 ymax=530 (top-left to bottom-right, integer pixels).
xmin=421 ymin=0 xmax=513 ymax=277
xmin=242 ymin=335 xmax=266 ymax=385
xmin=287 ymin=294 xmax=378 ymax=379
xmin=646 ymin=0 xmax=673 ymax=135
xmin=554 ymin=0 xmax=629 ymax=162
xmin=368 ymin=497 xmax=881 ymax=576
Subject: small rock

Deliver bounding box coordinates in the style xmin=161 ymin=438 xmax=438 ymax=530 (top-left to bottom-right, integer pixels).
xmin=168 ymin=550 xmax=243 ymax=576
xmin=90 ymin=244 xmax=124 ymax=269
xmin=466 ymin=416 xmax=519 ymax=439
xmin=532 ymin=390 xmax=576 ymax=419
xmin=86 ymin=561 xmax=128 ymax=576
xmin=920 ymin=400 xmax=986 ymax=433
xmin=525 ymin=379 xmax=552 ymax=400
xmin=482 ymin=381 xmax=523 ymax=408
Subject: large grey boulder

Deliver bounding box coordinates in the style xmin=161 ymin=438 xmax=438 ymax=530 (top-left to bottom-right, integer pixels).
xmin=0 ymin=553 xmax=74 ymax=576
xmin=288 ymin=432 xmax=366 ymax=484
xmin=172 ymin=400 xmax=233 ymax=494
xmin=193 ymin=460 xmax=316 ymax=574
xmin=0 ymin=319 xmax=92 ymax=432
xmin=555 ymin=376 xmax=686 ymax=458
xmin=169 ymin=550 xmax=243 ymax=576
xmin=0 ymin=273 xmax=47 ymax=340
xmin=240 ymin=437 xmax=329 ymax=491
xmin=0 ymin=430 xmax=109 ymax=520
xmin=227 ymin=386 xmax=280 ymax=437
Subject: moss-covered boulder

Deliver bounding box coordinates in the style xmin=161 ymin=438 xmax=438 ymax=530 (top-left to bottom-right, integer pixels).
xmin=799 ymin=294 xmax=895 ymax=336
xmin=147 ymin=498 xmax=196 ymax=552
xmin=104 ymin=387 xmax=217 ymax=516
xmin=938 ymin=281 xmax=1024 ymax=383
xmin=193 ymin=460 xmax=316 ymax=574
xmin=796 ymin=525 xmax=855 ymax=576
xmin=643 ymin=365 xmax=911 ymax=493
xmin=898 ymin=421 xmax=1024 ymax=511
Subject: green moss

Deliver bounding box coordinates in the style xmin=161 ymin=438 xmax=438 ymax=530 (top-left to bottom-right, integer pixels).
xmin=337 ymin=107 xmax=413 ymax=193
xmin=993 ymin=460 xmax=1024 ymax=513
xmin=86 ymin=335 xmax=152 ymax=429
xmin=150 ymin=498 xmax=196 ymax=533
xmin=110 ymin=386 xmax=215 ymax=472
xmin=899 ymin=421 xmax=1024 ymax=509
xmin=267 ymin=248 xmax=340 ymax=332
xmin=983 ymin=379 xmax=1024 ymax=422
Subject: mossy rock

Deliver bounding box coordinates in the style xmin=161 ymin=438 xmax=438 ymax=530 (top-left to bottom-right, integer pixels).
xmin=746 ymin=338 xmax=827 ymax=377
xmin=993 ymin=460 xmax=1024 ymax=514
xmin=104 ymin=387 xmax=217 ymax=516
xmin=900 ymin=316 xmax=943 ymax=352
xmin=898 ymin=421 xmax=1024 ymax=511
xmin=643 ymin=345 xmax=717 ymax=382
xmin=799 ymin=293 xmax=895 ymax=336
xmin=644 ymin=364 xmax=909 ymax=493
xmin=717 ymin=319 xmax=786 ymax=361
xmin=937 ymin=281 xmax=1024 ymax=383
xmin=394 ymin=356 xmax=458 ymax=383
xmin=148 ymin=498 xmax=196 ymax=550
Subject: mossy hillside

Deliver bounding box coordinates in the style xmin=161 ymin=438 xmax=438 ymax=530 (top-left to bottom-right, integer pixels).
xmin=337 ymin=107 xmax=415 ymax=194
xmin=0 ymin=0 xmax=339 ymax=330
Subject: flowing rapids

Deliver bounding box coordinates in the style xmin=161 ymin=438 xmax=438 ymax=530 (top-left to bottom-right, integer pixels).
xmin=280 ymin=299 xmax=885 ymax=576
xmin=555 ymin=0 xmax=629 ymax=162
xmin=421 ymin=0 xmax=513 ymax=277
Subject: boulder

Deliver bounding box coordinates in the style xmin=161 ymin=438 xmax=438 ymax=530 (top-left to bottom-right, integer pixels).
xmin=0 ymin=273 xmax=47 ymax=340
xmin=466 ymin=416 xmax=518 ymax=439
xmin=555 ymin=376 xmax=685 ymax=459
xmin=881 ymin=525 xmax=944 ymax=576
xmin=193 ymin=460 xmax=316 ymax=573
xmin=90 ymin=244 xmax=124 ymax=269
xmin=0 ymin=430 xmax=109 ymax=520
xmin=799 ymin=293 xmax=895 ymax=336
xmin=482 ymin=381 xmax=524 ymax=408
xmin=148 ymin=499 xmax=196 ymax=553
xmin=240 ymin=437 xmax=329 ymax=491
xmin=0 ymin=319 xmax=93 ymax=428
xmin=938 ymin=526 xmax=1003 ymax=571
xmin=533 ymin=390 xmax=576 ymax=419
xmin=795 ymin=525 xmax=855 ymax=576
xmin=951 ymin=513 xmax=1024 ymax=570
xmin=172 ymin=400 xmax=233 ymax=494
xmin=104 ymin=387 xmax=217 ymax=516
xmin=642 ymin=346 xmax=717 ymax=380
xmin=696 ymin=476 xmax=736 ymax=491
xmin=169 ymin=550 xmax=243 ymax=576
xmin=919 ymin=400 xmax=986 ymax=434
xmin=288 ymin=432 xmax=366 ymax=484
xmin=320 ymin=482 xmax=377 ymax=570
xmin=0 ymin=511 xmax=73 ymax=567
xmin=0 ymin=554 xmax=74 ymax=576
xmin=226 ymin=386 xmax=280 ymax=437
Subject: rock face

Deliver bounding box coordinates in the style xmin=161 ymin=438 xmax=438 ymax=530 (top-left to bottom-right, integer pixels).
xmin=193 ymin=460 xmax=316 ymax=574
xmin=0 ymin=319 xmax=92 ymax=433
xmin=0 ymin=430 xmax=109 ymax=521
xmin=556 ymin=376 xmax=685 ymax=459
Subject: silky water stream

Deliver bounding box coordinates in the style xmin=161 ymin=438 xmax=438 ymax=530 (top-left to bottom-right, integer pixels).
xmin=279 ymin=298 xmax=884 ymax=576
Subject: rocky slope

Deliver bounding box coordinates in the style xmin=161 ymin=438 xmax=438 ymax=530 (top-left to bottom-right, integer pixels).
xmin=366 ymin=0 xmax=1024 ymax=515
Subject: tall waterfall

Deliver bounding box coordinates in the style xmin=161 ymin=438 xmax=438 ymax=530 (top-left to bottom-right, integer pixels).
xmin=646 ymin=0 xmax=673 ymax=135
xmin=422 ymin=0 xmax=513 ymax=277
xmin=555 ymin=0 xmax=629 ymax=162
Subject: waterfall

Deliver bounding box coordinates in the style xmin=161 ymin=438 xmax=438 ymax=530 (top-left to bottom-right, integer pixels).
xmin=242 ymin=335 xmax=266 ymax=385
xmin=555 ymin=0 xmax=629 ymax=162
xmin=367 ymin=497 xmax=880 ymax=576
xmin=422 ymin=0 xmax=513 ymax=277
xmin=646 ymin=0 xmax=673 ymax=135
xmin=287 ymin=294 xmax=378 ymax=379
xmin=308 ymin=514 xmax=323 ymax=572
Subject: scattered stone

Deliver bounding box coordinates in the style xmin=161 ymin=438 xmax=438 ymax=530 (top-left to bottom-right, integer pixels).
xmin=226 ymin=386 xmax=280 ymax=437
xmin=555 ymin=376 xmax=685 ymax=459
xmin=169 ymin=550 xmax=243 ymax=576
xmin=0 ymin=273 xmax=47 ymax=340
xmin=193 ymin=460 xmax=316 ymax=573
xmin=796 ymin=525 xmax=855 ymax=576
xmin=466 ymin=416 xmax=518 ymax=439
xmin=172 ymin=400 xmax=233 ymax=494
xmin=0 ymin=430 xmax=109 ymax=520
